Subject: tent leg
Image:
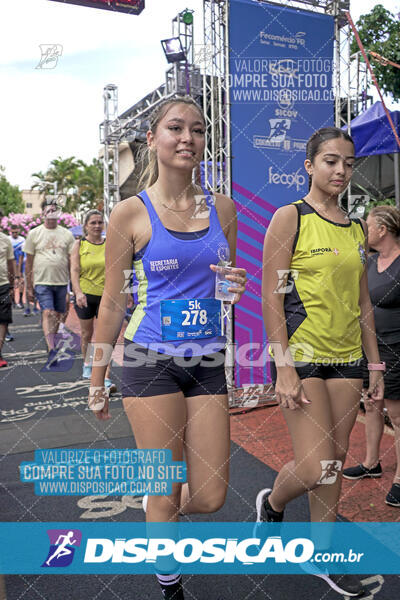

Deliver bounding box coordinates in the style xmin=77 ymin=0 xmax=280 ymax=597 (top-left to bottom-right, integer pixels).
xmin=395 ymin=152 xmax=400 ymax=209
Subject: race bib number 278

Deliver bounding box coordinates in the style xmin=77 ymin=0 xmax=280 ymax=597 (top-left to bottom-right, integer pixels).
xmin=160 ymin=298 xmax=221 ymax=341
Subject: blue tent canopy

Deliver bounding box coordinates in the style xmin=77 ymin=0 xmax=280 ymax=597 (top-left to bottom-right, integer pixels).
xmin=348 ymin=101 xmax=400 ymax=157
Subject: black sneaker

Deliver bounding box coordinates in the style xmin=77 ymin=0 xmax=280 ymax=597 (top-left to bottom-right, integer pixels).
xmin=255 ymin=488 xmax=284 ymax=523
xmin=385 ymin=483 xmax=400 ymax=507
xmin=317 ymin=573 xmax=364 ymax=596
xmin=342 ymin=462 xmax=382 ymax=480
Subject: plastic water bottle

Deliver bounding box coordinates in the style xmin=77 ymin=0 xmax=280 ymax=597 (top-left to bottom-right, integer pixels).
xmin=215 ymin=261 xmax=237 ymax=302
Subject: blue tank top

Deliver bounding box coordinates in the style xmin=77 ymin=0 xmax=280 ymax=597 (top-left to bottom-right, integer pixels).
xmin=124 ymin=189 xmax=229 ymax=356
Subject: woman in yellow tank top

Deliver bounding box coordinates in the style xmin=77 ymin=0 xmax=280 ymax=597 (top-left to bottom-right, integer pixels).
xmin=256 ymin=128 xmax=384 ymax=598
xmin=70 ymin=210 xmax=115 ymax=390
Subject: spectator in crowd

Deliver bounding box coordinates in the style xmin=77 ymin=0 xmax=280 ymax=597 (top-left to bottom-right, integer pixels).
xmin=343 ymin=205 xmax=400 ymax=507
xmin=9 ymin=224 xmax=25 ymax=309
xmin=24 ymin=200 xmax=75 ymax=363
xmin=70 ymin=209 xmax=116 ymax=391
xmin=0 ymin=225 xmax=16 ymax=367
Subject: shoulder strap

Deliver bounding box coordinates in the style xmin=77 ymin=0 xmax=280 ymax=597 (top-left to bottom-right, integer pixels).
xmin=292 ymin=202 xmax=301 ymax=254
xmin=137 ymin=190 xmax=160 ymax=227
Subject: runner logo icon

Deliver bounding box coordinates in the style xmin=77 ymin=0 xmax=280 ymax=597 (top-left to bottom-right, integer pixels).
xmin=42 ymin=529 xmax=82 ymax=567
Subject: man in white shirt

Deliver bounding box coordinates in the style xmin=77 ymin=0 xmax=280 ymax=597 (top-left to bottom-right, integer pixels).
xmin=24 ymin=201 xmax=75 ymax=363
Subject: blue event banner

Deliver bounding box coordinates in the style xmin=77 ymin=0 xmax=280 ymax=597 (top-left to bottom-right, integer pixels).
xmin=229 ymin=0 xmax=334 ymax=386
xmin=0 ymin=522 xmax=399 ymax=574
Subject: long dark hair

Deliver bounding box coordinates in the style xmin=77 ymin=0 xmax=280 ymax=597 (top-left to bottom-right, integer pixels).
xmin=306 ymin=127 xmax=355 ymax=190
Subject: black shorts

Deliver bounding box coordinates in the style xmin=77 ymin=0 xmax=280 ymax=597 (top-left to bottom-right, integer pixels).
xmin=74 ymin=293 xmax=101 ymax=320
xmin=270 ymin=359 xmax=364 ymax=385
xmin=0 ymin=284 xmax=12 ymax=325
xmin=121 ymin=340 xmax=227 ymax=398
xmin=363 ymin=342 xmax=400 ymax=401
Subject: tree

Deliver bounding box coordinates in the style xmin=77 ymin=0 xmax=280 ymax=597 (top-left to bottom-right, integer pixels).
xmin=0 ymin=166 xmax=24 ymax=216
xmin=31 ymin=156 xmax=103 ymax=214
xmin=351 ymin=4 xmax=400 ymax=101
xmin=74 ymin=159 xmax=104 ymax=212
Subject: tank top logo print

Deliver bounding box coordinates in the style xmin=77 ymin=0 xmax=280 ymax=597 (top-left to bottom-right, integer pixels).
xmin=309 ymin=247 xmax=340 ymax=256
xmin=150 ymin=258 xmax=180 ymax=272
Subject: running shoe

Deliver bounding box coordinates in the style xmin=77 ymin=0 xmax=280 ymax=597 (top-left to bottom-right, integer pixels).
xmin=255 ymin=488 xmax=284 ymax=523
xmin=82 ymin=364 xmax=92 ymax=379
xmin=5 ymin=333 xmax=14 ymax=342
xmin=16 ymin=303 xmax=24 ymax=309
xmin=23 ymin=307 xmax=31 ymax=317
xmin=0 ymin=357 xmax=8 ymax=368
xmin=105 ymin=378 xmax=117 ymax=394
xmin=342 ymin=462 xmax=382 ymax=480
xmin=33 ymin=307 xmax=40 ymax=315
xmin=385 ymin=483 xmax=400 ymax=507
xmin=316 ymin=572 xmax=364 ymax=596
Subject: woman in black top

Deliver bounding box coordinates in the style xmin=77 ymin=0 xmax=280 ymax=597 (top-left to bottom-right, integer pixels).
xmin=343 ymin=205 xmax=400 ymax=507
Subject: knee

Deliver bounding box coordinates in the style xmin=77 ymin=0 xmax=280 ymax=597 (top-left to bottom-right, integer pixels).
xmin=189 ymin=487 xmax=227 ymax=514
xmin=296 ymin=466 xmax=324 ymax=491
xmin=149 ymin=493 xmax=181 ymax=517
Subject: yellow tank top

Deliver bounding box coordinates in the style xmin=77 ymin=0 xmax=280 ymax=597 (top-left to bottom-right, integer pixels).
xmin=79 ymin=238 xmax=105 ymax=296
xmin=283 ymin=200 xmax=366 ymax=363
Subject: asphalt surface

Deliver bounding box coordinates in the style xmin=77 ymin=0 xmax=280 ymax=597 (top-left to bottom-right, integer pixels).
xmin=0 ymin=308 xmax=398 ymax=599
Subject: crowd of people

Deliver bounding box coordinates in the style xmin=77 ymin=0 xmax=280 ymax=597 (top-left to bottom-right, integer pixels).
xmin=1 ymin=95 xmax=400 ymax=599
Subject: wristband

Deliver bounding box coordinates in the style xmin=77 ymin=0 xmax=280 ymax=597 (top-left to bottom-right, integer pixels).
xmin=367 ymin=362 xmax=386 ymax=371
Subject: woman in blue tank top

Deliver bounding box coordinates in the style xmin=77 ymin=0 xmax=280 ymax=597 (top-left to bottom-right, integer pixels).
xmin=88 ymin=96 xmax=246 ymax=599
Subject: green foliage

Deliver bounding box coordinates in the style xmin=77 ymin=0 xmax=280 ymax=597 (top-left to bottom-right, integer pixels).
xmin=0 ymin=166 xmax=24 ymax=216
xmin=31 ymin=157 xmax=103 ymax=214
xmin=364 ymin=197 xmax=396 ymax=217
xmin=351 ymin=4 xmax=400 ymax=101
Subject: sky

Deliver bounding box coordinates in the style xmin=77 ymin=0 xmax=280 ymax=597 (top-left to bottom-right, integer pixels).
xmin=0 ymin=0 xmax=399 ymax=190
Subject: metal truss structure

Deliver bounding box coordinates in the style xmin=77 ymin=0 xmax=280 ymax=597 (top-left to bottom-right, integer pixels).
xmin=100 ymin=9 xmax=203 ymax=219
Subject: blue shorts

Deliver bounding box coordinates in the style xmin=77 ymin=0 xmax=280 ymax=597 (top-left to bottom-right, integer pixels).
xmin=34 ymin=285 xmax=68 ymax=313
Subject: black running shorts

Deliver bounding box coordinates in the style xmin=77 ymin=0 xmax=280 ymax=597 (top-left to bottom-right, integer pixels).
xmin=270 ymin=359 xmax=364 ymax=385
xmin=0 ymin=284 xmax=12 ymax=325
xmin=363 ymin=342 xmax=400 ymax=401
xmin=74 ymin=293 xmax=101 ymax=320
xmin=121 ymin=340 xmax=227 ymax=398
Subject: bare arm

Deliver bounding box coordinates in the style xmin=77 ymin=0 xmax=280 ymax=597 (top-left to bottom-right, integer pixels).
xmin=358 ymin=220 xmax=384 ymax=400
xmin=70 ymin=240 xmax=81 ymax=293
xmin=70 ymin=240 xmax=87 ymax=307
xmin=25 ymin=253 xmax=34 ymax=301
xmin=262 ymin=204 xmax=309 ymax=409
xmin=90 ymin=200 xmax=134 ymax=391
xmin=7 ymin=259 xmax=16 ymax=287
xmin=213 ymin=193 xmax=246 ymax=303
